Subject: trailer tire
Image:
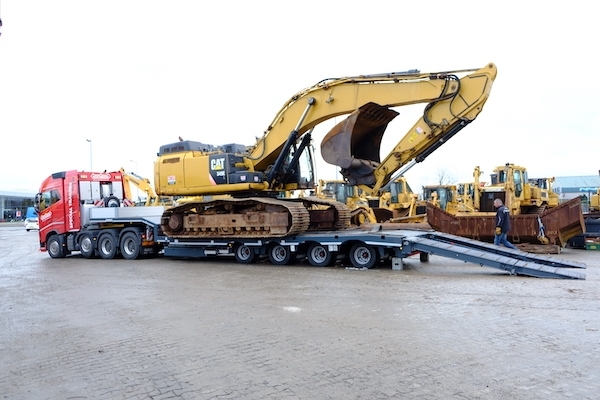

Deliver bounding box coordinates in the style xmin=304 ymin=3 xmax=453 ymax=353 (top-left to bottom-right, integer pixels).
xmin=104 ymin=196 xmax=121 ymax=208
xmin=120 ymin=232 xmax=140 ymax=260
xmin=419 ymin=252 xmax=429 ymax=262
xmin=349 ymin=242 xmax=378 ymax=269
xmin=98 ymin=233 xmax=118 ymax=259
xmin=234 ymin=244 xmax=257 ymax=264
xmin=79 ymin=234 xmax=96 ymax=259
xmin=47 ymin=235 xmax=66 ymax=258
xmin=268 ymin=243 xmax=292 ymax=265
xmin=307 ymin=243 xmax=334 ymax=267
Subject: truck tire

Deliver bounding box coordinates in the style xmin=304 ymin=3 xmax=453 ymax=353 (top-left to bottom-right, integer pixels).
xmin=234 ymin=243 xmax=257 ymax=264
xmin=120 ymin=232 xmax=140 ymax=260
xmin=79 ymin=233 xmax=96 ymax=259
xmin=104 ymin=196 xmax=121 ymax=208
xmin=349 ymin=242 xmax=378 ymax=269
xmin=307 ymin=243 xmax=334 ymax=267
xmin=98 ymin=233 xmax=118 ymax=259
xmin=47 ymin=235 xmax=66 ymax=258
xmin=268 ymin=243 xmax=292 ymax=265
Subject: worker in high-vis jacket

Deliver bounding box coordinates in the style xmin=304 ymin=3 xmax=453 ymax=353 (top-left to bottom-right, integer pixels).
xmin=493 ymin=198 xmax=518 ymax=250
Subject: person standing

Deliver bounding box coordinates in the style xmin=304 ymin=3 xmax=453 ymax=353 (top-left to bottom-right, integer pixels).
xmin=493 ymin=198 xmax=518 ymax=250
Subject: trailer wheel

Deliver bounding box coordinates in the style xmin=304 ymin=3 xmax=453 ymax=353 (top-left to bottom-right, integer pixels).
xmin=120 ymin=232 xmax=140 ymax=260
xmin=47 ymin=235 xmax=66 ymax=258
xmin=307 ymin=243 xmax=334 ymax=267
xmin=98 ymin=233 xmax=118 ymax=259
xmin=234 ymin=244 xmax=257 ymax=264
xmin=419 ymin=252 xmax=429 ymax=262
xmin=268 ymin=243 xmax=292 ymax=265
xmin=104 ymin=196 xmax=121 ymax=208
xmin=349 ymin=242 xmax=378 ymax=269
xmin=79 ymin=234 xmax=96 ymax=259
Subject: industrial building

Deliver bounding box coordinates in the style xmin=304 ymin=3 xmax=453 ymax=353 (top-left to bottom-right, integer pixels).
xmin=0 ymin=190 xmax=36 ymax=221
xmin=552 ymin=175 xmax=600 ymax=208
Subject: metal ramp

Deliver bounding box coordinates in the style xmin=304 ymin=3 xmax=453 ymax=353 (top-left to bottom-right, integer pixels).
xmin=400 ymin=231 xmax=586 ymax=280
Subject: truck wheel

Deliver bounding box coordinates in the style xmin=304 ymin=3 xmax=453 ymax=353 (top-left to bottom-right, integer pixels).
xmin=98 ymin=233 xmax=118 ymax=259
xmin=120 ymin=232 xmax=140 ymax=260
xmin=307 ymin=243 xmax=334 ymax=267
xmin=349 ymin=242 xmax=378 ymax=269
xmin=47 ymin=235 xmax=66 ymax=258
xmin=268 ymin=243 xmax=292 ymax=265
xmin=79 ymin=234 xmax=96 ymax=259
xmin=234 ymin=244 xmax=257 ymax=264
xmin=104 ymin=196 xmax=121 ymax=208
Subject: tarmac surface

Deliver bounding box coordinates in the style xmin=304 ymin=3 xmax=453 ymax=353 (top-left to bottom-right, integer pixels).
xmin=1 ymin=223 xmax=600 ymax=399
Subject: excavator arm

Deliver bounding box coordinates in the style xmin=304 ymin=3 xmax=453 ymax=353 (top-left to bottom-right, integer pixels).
xmin=120 ymin=168 xmax=159 ymax=206
xmin=320 ymin=63 xmax=497 ymax=196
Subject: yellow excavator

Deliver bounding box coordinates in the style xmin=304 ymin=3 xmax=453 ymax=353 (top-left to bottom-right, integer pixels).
xmin=120 ymin=168 xmax=174 ymax=207
xmin=156 ymin=63 xmax=497 ymax=239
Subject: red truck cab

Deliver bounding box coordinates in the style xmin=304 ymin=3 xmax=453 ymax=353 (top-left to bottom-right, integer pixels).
xmin=36 ymin=170 xmax=128 ymax=256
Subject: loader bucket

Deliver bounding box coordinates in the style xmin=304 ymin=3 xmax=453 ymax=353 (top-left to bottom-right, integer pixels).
xmin=321 ymin=102 xmax=399 ymax=169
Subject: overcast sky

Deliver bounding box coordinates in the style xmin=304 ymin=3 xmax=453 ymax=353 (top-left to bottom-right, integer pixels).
xmin=0 ymin=0 xmax=596 ymax=196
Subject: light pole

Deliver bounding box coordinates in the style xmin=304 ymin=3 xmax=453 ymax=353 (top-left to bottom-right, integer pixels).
xmin=129 ymin=159 xmax=138 ymax=174
xmin=86 ymin=139 xmax=93 ymax=171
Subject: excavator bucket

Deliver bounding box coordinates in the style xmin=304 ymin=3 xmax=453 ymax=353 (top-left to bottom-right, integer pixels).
xmin=321 ymin=102 xmax=399 ymax=169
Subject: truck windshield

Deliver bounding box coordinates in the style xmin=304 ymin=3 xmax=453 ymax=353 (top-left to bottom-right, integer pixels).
xmin=35 ymin=190 xmax=61 ymax=212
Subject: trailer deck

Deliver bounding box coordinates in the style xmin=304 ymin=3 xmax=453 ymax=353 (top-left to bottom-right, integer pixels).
xmin=164 ymin=227 xmax=586 ymax=280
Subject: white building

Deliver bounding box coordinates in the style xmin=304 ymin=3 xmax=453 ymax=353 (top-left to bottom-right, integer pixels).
xmin=552 ymin=175 xmax=600 ymax=204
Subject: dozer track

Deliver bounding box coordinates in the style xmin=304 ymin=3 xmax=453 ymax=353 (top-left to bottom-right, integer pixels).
xmin=161 ymin=197 xmax=351 ymax=239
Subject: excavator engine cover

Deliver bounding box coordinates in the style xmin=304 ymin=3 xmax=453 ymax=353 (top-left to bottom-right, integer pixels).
xmin=321 ymin=102 xmax=398 ymax=184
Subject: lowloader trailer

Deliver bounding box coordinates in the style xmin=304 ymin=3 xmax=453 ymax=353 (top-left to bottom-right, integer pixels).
xmin=163 ymin=226 xmax=586 ymax=280
xmin=34 ymin=169 xmax=585 ymax=279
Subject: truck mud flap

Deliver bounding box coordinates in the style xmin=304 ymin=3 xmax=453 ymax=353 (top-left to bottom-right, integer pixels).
xmin=425 ymin=197 xmax=585 ymax=247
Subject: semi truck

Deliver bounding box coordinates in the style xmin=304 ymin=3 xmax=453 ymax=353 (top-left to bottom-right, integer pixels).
xmin=36 ymin=170 xmax=165 ymax=259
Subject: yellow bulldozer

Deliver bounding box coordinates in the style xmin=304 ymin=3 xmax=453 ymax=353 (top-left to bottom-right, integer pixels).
xmin=425 ymin=163 xmax=585 ymax=247
xmin=316 ymin=179 xmax=376 ymax=225
xmin=369 ymin=176 xmax=424 ymax=223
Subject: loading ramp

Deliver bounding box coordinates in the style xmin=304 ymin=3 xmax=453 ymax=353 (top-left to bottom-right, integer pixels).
xmin=398 ymin=230 xmax=586 ymax=280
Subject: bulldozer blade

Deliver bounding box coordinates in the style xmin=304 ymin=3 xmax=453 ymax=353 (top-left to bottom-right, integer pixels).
xmin=321 ymin=102 xmax=399 ymax=169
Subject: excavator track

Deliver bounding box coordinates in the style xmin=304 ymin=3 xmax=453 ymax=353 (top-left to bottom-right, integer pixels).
xmin=161 ymin=197 xmax=350 ymax=239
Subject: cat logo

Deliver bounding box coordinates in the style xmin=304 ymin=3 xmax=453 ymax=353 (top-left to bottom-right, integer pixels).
xmin=210 ymin=158 xmax=225 ymax=171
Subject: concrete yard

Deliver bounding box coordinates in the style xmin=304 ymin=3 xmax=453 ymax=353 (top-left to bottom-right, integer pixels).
xmin=1 ymin=224 xmax=599 ymax=399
